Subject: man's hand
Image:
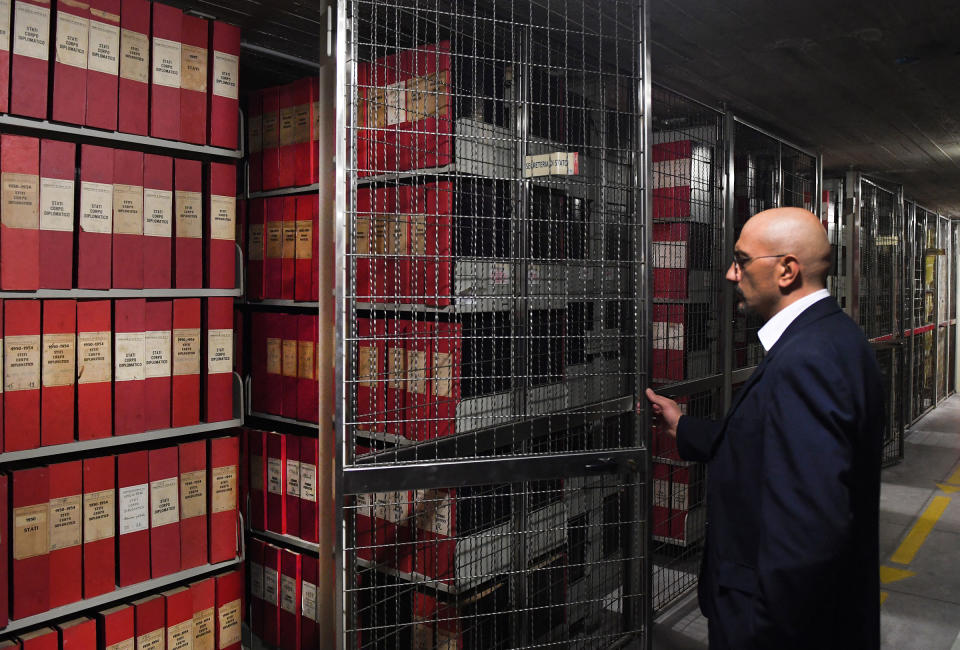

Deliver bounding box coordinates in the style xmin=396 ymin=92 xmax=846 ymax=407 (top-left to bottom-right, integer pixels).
xmin=643 ymin=388 xmax=682 ymax=439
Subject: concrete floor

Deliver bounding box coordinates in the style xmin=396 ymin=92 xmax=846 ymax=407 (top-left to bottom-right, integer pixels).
xmin=652 ymin=393 xmax=960 ymax=649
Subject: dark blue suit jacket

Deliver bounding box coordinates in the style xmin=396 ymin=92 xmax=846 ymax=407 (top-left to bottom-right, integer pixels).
xmin=677 ymin=297 xmax=883 ymax=649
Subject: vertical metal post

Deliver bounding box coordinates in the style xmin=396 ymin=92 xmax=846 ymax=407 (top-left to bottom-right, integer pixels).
xmin=814 ymin=152 xmax=823 ymax=219
xmin=934 ymin=214 xmax=941 ymax=405
xmin=775 ymin=140 xmax=783 ymax=207
xmin=905 ymin=201 xmax=916 ymax=426
xmin=845 ymin=171 xmax=861 ymax=324
xmin=721 ymin=111 xmax=736 ymax=410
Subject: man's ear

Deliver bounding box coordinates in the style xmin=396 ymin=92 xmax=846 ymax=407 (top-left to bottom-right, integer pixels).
xmin=777 ymin=254 xmax=801 ymax=289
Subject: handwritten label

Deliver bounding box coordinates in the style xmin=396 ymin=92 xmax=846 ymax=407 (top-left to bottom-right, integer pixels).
xmin=78 ymin=330 xmax=111 ymax=384
xmin=175 ymin=190 xmax=202 ymax=238
xmin=209 ymin=194 xmax=235 ymax=241
xmin=118 ymin=483 xmax=148 ymax=534
xmin=173 ymin=328 xmax=200 ymax=376
xmin=48 ymin=494 xmax=81 ymax=550
xmin=181 ymin=42 xmax=207 ymax=92
xmin=2 ymin=172 xmax=39 ymax=229
xmin=83 ymin=488 xmax=114 ymax=542
xmin=119 ymin=27 xmax=148 ymax=82
xmin=180 ymin=469 xmax=206 ymax=519
xmin=5 ymin=334 xmax=40 ymax=392
xmin=42 ymin=331 xmax=75 ymax=388
xmin=211 ymin=464 xmax=237 ymax=513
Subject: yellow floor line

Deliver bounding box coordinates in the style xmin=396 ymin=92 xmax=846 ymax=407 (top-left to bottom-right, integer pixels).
xmin=890 ymin=496 xmax=951 ymax=566
xmin=880 ymin=591 xmax=889 ymax=606
xmin=947 ymin=464 xmax=960 ymax=486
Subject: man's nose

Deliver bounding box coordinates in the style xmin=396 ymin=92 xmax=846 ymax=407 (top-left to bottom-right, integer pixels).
xmin=725 ymin=262 xmax=738 ymax=283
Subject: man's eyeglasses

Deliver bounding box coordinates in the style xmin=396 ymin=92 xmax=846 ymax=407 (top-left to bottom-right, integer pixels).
xmin=732 ymin=253 xmax=786 ymax=272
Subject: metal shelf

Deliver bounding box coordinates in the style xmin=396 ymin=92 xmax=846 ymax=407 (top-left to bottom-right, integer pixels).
xmin=242 ymin=300 xmax=320 ymax=310
xmin=248 ymin=528 xmax=319 ymax=555
xmin=247 ymin=411 xmax=319 ymax=433
xmin=0 ymin=557 xmax=242 ymax=636
xmin=0 ymin=288 xmax=243 ymax=299
xmin=0 ymin=114 xmax=242 ymax=160
xmin=248 ymin=183 xmax=320 ymax=199
xmin=354 ymin=298 xmax=514 ymax=314
xmin=0 ymin=419 xmax=243 ymax=465
xmin=651 ymin=455 xmax=695 ymax=468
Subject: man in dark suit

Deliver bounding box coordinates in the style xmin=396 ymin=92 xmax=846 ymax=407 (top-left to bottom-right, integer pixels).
xmin=647 ymin=207 xmax=884 ymax=649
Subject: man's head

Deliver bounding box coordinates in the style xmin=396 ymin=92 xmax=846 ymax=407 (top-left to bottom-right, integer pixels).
xmin=726 ymin=207 xmax=831 ymax=321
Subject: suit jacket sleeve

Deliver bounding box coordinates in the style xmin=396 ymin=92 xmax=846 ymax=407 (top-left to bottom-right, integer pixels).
xmin=753 ymin=348 xmax=857 ymax=647
xmin=676 ymin=415 xmax=722 ymax=462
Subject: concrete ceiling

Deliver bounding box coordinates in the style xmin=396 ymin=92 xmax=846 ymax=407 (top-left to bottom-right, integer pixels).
xmin=650 ymin=0 xmax=960 ymax=215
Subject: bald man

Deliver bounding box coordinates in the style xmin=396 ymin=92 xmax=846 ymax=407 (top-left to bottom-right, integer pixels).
xmin=647 ymin=208 xmax=884 ymax=649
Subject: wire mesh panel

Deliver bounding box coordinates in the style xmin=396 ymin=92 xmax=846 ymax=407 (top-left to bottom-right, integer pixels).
xmin=937 ymin=216 xmax=951 ymax=401
xmin=910 ymin=206 xmax=938 ymax=420
xmin=822 ymin=178 xmax=847 ymax=310
xmin=875 ymin=343 xmax=905 ymax=466
xmin=781 ymin=144 xmax=816 ymax=212
xmin=858 ymin=180 xmax=901 ymax=341
xmin=338 ymin=0 xmax=648 ymax=647
xmin=951 ymin=220 xmax=959 ymax=395
xmin=648 ymin=85 xmax=722 ymax=614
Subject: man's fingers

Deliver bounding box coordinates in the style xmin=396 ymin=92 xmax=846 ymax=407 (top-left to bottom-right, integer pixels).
xmin=645 ymin=387 xmax=668 ymax=407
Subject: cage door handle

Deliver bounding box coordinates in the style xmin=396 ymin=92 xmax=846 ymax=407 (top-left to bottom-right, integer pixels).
xmin=584 ymin=457 xmax=617 ymax=472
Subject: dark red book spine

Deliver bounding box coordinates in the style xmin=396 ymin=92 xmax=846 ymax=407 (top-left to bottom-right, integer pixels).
xmin=209 ymin=435 xmax=239 ymax=563
xmin=215 ymin=569 xmax=244 ymax=650
xmin=266 ymin=431 xmax=287 ymax=534
xmin=144 ymin=299 xmax=172 ymax=431
xmin=0 ymin=0 xmax=9 ymax=113
xmin=178 ymin=439 xmax=207 ymax=569
xmin=0 ymin=475 xmax=7 ymax=628
xmin=261 ymin=86 xmax=280 ymax=190
xmin=12 ymin=466 xmax=49 ymax=619
xmin=204 ymin=296 xmax=234 ymax=422
xmin=247 ymin=91 xmax=263 ymax=192
xmin=171 ymin=298 xmax=201 ymax=427
xmin=299 ymin=436 xmax=319 ymax=543
xmin=292 ymin=77 xmax=312 ymax=186
xmin=190 ymin=577 xmax=216 ymax=650
xmin=77 ymin=143 xmax=114 ymax=289
xmin=112 ymin=148 xmax=144 ymax=288
xmin=149 ymin=2 xmax=182 ymax=140
xmin=248 ymin=539 xmax=265 ymax=639
xmin=117 ymin=0 xmax=149 ymax=135
xmin=264 ymin=197 xmax=283 ymax=299
xmin=300 ymin=554 xmax=319 ymax=647
xmin=284 ymin=434 xmax=300 ymax=538
xmin=310 ymin=75 xmax=320 ymax=183
xmin=82 ymin=454 xmax=115 ymax=598
xmin=113 ymin=298 xmax=146 ymax=436
xmin=10 ymin=0 xmax=51 ymax=119
xmin=117 ymin=450 xmax=150 ymax=587
xmin=277 ymin=82 xmax=296 ymax=188
xmin=174 ymin=158 xmax=203 ymax=288
xmin=40 ymin=299 xmax=76 ymax=446
xmin=76 ymin=299 xmax=111 ymax=440
xmin=48 ymin=460 xmax=82 ymax=608
xmin=297 ymin=314 xmax=317 ymax=423
xmin=131 ymin=595 xmax=164 ymax=649
xmin=4 ymin=299 xmax=41 ymax=451
xmin=0 ymin=134 xmax=40 ymax=290
xmin=38 ymin=139 xmax=75 ymax=289
xmin=310 ymin=195 xmax=320 ymax=300
xmin=281 ymin=196 xmax=296 ymax=299
xmin=18 ymin=627 xmax=58 ymax=649
xmin=248 ymin=429 xmax=267 ymax=531
xmin=84 ymin=0 xmax=121 ymax=130
xmin=179 ymin=13 xmax=208 ymax=145
xmin=208 ymin=20 xmax=240 ymax=149
xmin=281 ymin=314 xmax=298 ymax=419
xmin=142 ymin=153 xmax=173 ymax=288
xmin=261 ymin=544 xmax=281 ymax=646
xmin=148 ymin=446 xmax=180 ymax=577
xmin=294 ymin=195 xmax=314 ymax=301
xmin=97 ymin=605 xmax=134 ymax=650
xmin=207 ymin=161 xmax=237 ymax=289
xmin=163 ymin=587 xmax=193 ymax=649
xmin=278 ymin=549 xmax=302 ymax=650
xmin=247 ymin=198 xmax=265 ymax=300
xmin=51 ymin=0 xmax=88 ymax=124
xmin=57 ymin=617 xmax=96 ymax=648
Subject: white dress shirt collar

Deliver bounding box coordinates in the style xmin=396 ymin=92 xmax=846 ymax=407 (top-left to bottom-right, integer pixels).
xmin=757 ymin=288 xmax=831 ymax=352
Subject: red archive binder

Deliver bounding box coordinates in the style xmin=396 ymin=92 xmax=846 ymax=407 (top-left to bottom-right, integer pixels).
xmin=178 ymin=439 xmax=207 ymax=569
xmin=208 ymin=19 xmax=240 ymax=149
xmin=149 ymin=1 xmax=182 ymax=140
xmin=0 ymin=475 xmax=7 ymax=628
xmin=293 ymin=77 xmax=313 ymax=186
xmin=208 ymin=435 xmax=239 ymax=563
xmin=300 ymin=554 xmax=319 ymax=647
xmin=11 ymin=0 xmax=51 ymax=118
xmin=171 ymin=297 xmax=201 ymax=427
xmin=264 ymin=196 xmax=283 ymax=299
xmin=112 ymin=148 xmax=144 ymax=288
xmin=117 ymin=0 xmax=149 ymax=135
xmin=277 ymin=82 xmax=296 ymax=188
xmin=144 ymin=299 xmax=172 ymax=431
xmin=57 ymin=617 xmax=96 ymax=649
xmin=278 ymin=549 xmax=302 ymax=650
xmin=131 ymin=595 xmax=164 ymax=650
xmin=97 ymin=605 xmax=134 ymax=650
xmin=297 ymin=314 xmax=317 ymax=423
xmin=281 ymin=196 xmax=296 ymax=300
xmin=265 ymin=431 xmax=286 ymax=534
xmin=84 ymin=0 xmax=121 ymax=130
xmin=260 ymin=86 xmax=280 ymax=190
xmin=299 ymin=436 xmax=319 ymax=543
xmin=76 ymin=299 xmax=111 ymax=440
xmin=207 ymin=161 xmax=237 ymax=289
xmin=261 ymin=544 xmax=281 ymax=646
xmin=204 ymin=296 xmax=234 ymax=422
xmin=143 ymin=153 xmax=173 ymax=288
xmin=174 ymin=158 xmax=203 ymax=288
xmin=0 ymin=134 xmax=40 ymax=290
xmin=148 ymin=445 xmax=180 ymax=577
xmin=116 ymin=450 xmax=149 ymax=587
xmin=82 ymin=454 xmax=115 ymax=598
xmin=163 ymin=587 xmax=193 ymax=649
xmin=113 ymin=298 xmax=146 ymax=436
xmin=248 ymin=539 xmax=265 ymax=639
xmin=190 ymin=577 xmax=216 ymax=650
xmin=294 ymin=194 xmax=314 ymax=301
xmin=17 ymin=628 xmax=57 ymax=650
xmin=38 ymin=139 xmax=75 ymax=289
xmin=281 ymin=313 xmax=298 ymax=419
xmin=283 ymin=435 xmax=300 ymax=538
xmin=357 ymin=318 xmax=386 ymax=433
xmin=51 ymin=0 xmax=89 ymax=125
xmin=215 ymin=569 xmax=244 ymax=650
xmin=248 ymin=429 xmax=267 ymax=531
xmin=12 ymin=466 xmax=49 ymax=619
xmin=40 ymin=299 xmax=76 ymax=447
xmin=247 ymin=198 xmax=266 ymax=300
xmin=77 ymin=144 xmax=114 ymax=289
xmin=263 ymin=312 xmax=283 ymax=414
xmin=4 ymin=299 xmax=41 ymax=451
xmin=247 ymin=91 xmax=263 ymax=193
xmin=48 ymin=461 xmax=82 ymax=608
xmin=179 ymin=13 xmax=208 ymax=145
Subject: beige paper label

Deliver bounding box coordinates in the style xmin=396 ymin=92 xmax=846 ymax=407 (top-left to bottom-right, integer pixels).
xmin=119 ymin=483 xmax=148 ymax=534
xmin=247 ymin=114 xmax=262 ymax=154
xmin=2 ymin=172 xmax=39 ymax=229
xmin=262 ymin=110 xmax=279 ymax=148
xmin=152 ymin=36 xmax=180 ymax=88
xmin=301 ymin=579 xmax=318 ymax=621
xmin=80 ymin=181 xmax=113 ymax=234
xmin=88 ymin=18 xmax=119 ymax=75
xmin=42 ymin=331 xmax=75 ymax=388
xmin=119 ymin=27 xmax=148 ymax=82
xmin=113 ymin=183 xmax=144 ymax=235
xmin=406 ymin=71 xmax=450 ymax=122
xmin=5 ymin=334 xmax=40 ymax=392
xmin=193 ymin=606 xmax=214 ymax=650
xmin=212 ymin=49 xmax=238 ymax=100
xmin=83 ymin=488 xmax=115 ymax=542
xmin=266 ymin=337 xmax=282 ymax=374
xmin=300 ymin=463 xmax=317 ymax=502
xmin=181 ymin=43 xmax=207 ymax=92
xmin=282 ymin=219 xmax=296 ymax=259
xmin=136 ymin=629 xmax=163 ymax=650
xmin=173 ymin=328 xmax=201 ymax=376
xmin=370 ymin=492 xmax=408 ymax=524
xmin=40 ymin=177 xmax=75 ymax=232
xmin=106 ymin=638 xmax=134 ymax=650
xmin=410 ymin=213 xmax=427 ymax=255
xmin=434 ymin=351 xmax=452 ymax=398
xmin=207 ymin=328 xmax=233 ymax=374
xmin=180 ymin=469 xmax=206 ymax=519
xmin=114 ymin=331 xmax=145 ymax=382
xmin=13 ymin=1 xmax=50 ymax=60
xmin=298 ymin=340 xmax=315 ymax=380
xmin=407 ymin=349 xmax=427 ymax=395
xmin=143 ymin=188 xmax=172 ymax=237
xmin=175 ymin=190 xmax=202 ymax=239
xmin=150 ymin=476 xmax=179 ymax=527
xmin=250 ymin=561 xmax=264 ymax=598
xmin=355 ymin=215 xmax=371 ymax=254
xmin=267 ymin=457 xmax=283 ymax=495
xmin=263 ymin=568 xmax=279 ymax=604
xmin=209 ymin=194 xmax=235 ymax=241
xmin=145 ymin=330 xmax=172 ymax=378
xmin=48 ymin=494 xmax=82 ymax=550
xmin=248 ymin=223 xmax=264 ymax=261
xmin=388 ymin=345 xmax=406 ymax=391
xmin=266 ymin=221 xmax=283 ymax=259
xmin=296 ymin=219 xmax=313 ymax=259
xmin=78 ymin=330 xmax=111 ymax=384
xmin=281 ymin=574 xmax=297 ymax=613
xmin=413 ymin=488 xmax=451 ymax=535
xmin=279 ymin=105 xmax=296 ymax=146
xmin=55 ymin=9 xmax=87 ymax=68
xmin=285 ymin=459 xmax=300 ymax=497
xmin=282 ymin=339 xmax=298 ymax=377
xmin=358 ymin=344 xmax=377 ymax=388
xmin=217 ymin=599 xmax=242 ymax=648
xmin=294 ymin=102 xmax=310 ymax=144
xmin=13 ymin=503 xmax=48 ymax=560
xmin=211 ymin=464 xmax=237 ymax=513
xmin=0 ymin=0 xmax=11 ymax=53
xmin=167 ymin=619 xmax=192 ymax=650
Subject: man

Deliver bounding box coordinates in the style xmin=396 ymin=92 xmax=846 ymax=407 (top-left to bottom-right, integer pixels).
xmin=647 ymin=207 xmax=884 ymax=649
